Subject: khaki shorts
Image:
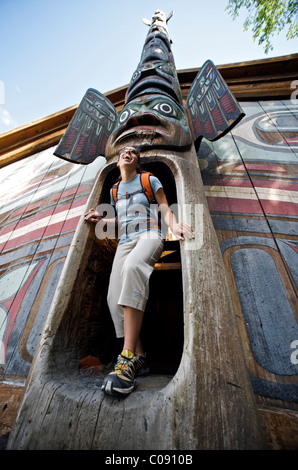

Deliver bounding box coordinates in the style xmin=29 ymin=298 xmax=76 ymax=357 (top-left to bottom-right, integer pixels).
xmin=107 ymin=232 xmax=164 ymax=338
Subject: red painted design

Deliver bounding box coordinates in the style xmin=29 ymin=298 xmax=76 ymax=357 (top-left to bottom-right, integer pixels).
xmin=234 ymin=163 xmax=286 ymax=172
xmin=0 ymin=198 xmax=88 ymax=252
xmin=260 ymin=199 xmax=297 ymax=217
xmin=62 ymin=129 xmax=77 ymax=149
xmin=100 ymin=136 xmax=108 ymax=153
xmin=286 ymin=242 xmax=298 ymax=254
xmin=206 ymin=196 xmax=264 ymax=214
xmin=252 ymin=179 xmax=298 ymax=191
xmin=52 ymin=185 xmax=90 ymax=202
xmin=203 ymin=178 xmax=252 ymax=188
xmin=204 ymin=119 xmax=213 ymax=135
xmin=220 ymin=93 xmax=236 ymax=115
xmin=204 ymin=177 xmax=298 ymax=192
xmin=194 ymin=120 xmax=201 ymax=135
xmin=212 ymin=107 xmax=224 ymax=126
xmin=75 ymin=135 xmax=87 ymax=155
xmin=282 ymin=137 xmax=298 ymax=145
xmin=206 ymin=195 xmax=297 ymax=216
xmin=88 ymin=143 xmax=97 ymax=157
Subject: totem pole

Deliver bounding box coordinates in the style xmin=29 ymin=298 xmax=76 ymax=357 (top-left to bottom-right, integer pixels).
xmin=8 ymin=11 xmax=264 ymax=449
xmin=53 ymin=10 xmax=244 ymax=164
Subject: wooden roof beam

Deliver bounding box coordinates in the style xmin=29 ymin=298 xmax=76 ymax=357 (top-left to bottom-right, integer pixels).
xmin=1 ymin=54 xmax=297 ymax=168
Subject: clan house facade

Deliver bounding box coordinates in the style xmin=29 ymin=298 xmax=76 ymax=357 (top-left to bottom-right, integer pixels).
xmin=0 ymin=11 xmax=297 ymax=450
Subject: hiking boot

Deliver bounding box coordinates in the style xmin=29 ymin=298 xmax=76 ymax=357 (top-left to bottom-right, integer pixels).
xmin=135 ymin=353 xmax=150 ymax=376
xmin=101 ymin=349 xmax=137 ymax=396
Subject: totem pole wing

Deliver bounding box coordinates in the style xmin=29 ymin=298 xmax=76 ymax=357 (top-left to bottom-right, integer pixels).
xmin=54 ymin=88 xmax=117 ymax=164
xmin=186 ymin=60 xmax=245 ymax=149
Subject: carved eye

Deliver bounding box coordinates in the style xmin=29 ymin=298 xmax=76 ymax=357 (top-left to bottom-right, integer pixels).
xmin=153 ymin=102 xmax=177 ymax=117
xmin=159 ymin=64 xmax=172 ymax=74
xmin=118 ymin=108 xmax=136 ymax=125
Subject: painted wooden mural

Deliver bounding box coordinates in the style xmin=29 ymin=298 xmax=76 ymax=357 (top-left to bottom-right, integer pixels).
xmin=0 ymin=9 xmax=297 ymax=449
xmin=8 ymin=9 xmax=263 ymax=451
xmin=0 ymin=152 xmax=105 ymax=373
xmin=199 ymin=99 xmax=298 ymax=423
xmin=0 ymin=99 xmax=297 ymax=448
xmin=0 ymin=152 xmax=105 ymax=444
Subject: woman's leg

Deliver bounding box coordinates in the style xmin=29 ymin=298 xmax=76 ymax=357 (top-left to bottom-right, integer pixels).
xmin=123 ymin=306 xmax=144 ymax=355
xmin=107 ymin=241 xmax=145 ymax=355
xmin=102 ymin=235 xmax=163 ymax=395
xmin=119 ymin=235 xmax=163 ymax=354
xmin=108 ymin=235 xmax=163 ymax=352
xmin=118 ymin=235 xmax=164 ymax=315
xmin=107 ymin=240 xmax=135 ymax=339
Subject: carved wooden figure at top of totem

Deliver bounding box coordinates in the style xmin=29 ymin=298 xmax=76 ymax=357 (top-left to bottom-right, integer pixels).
xmin=54 ymin=9 xmax=245 ymax=164
xmin=8 ymin=11 xmax=265 ymax=450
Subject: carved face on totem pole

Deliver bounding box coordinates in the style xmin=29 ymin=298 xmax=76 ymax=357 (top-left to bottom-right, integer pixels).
xmin=54 ymin=10 xmax=244 ymax=165
xmin=104 ymin=11 xmax=192 ymax=157
xmin=104 ymin=94 xmax=192 ymax=157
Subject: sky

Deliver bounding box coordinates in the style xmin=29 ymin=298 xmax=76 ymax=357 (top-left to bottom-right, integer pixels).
xmin=0 ymin=0 xmax=297 ymax=135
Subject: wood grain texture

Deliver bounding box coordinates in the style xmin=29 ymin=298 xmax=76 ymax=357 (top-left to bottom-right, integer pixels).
xmin=7 ymin=150 xmax=264 ymax=450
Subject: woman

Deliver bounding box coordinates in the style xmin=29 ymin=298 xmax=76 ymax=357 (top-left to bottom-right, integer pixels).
xmin=84 ymin=146 xmax=194 ymax=396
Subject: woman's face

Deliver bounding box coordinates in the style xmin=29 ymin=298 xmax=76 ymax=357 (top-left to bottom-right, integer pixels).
xmin=117 ymin=147 xmax=140 ymax=172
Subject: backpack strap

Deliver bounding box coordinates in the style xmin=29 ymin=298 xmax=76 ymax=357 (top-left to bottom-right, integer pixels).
xmin=140 ymin=171 xmax=155 ymax=204
xmin=112 ymin=180 xmax=120 ymax=204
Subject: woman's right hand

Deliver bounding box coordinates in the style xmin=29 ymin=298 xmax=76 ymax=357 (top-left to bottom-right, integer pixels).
xmin=84 ymin=208 xmax=102 ymax=224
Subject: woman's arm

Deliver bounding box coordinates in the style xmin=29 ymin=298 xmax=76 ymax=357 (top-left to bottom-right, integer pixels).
xmin=154 ymin=188 xmax=195 ymax=240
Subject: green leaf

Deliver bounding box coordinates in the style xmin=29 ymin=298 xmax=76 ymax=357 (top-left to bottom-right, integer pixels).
xmin=225 ymin=0 xmax=298 ymax=53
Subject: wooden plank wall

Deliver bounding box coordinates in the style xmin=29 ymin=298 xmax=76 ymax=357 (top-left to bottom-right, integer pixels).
xmin=0 ymin=55 xmax=297 ymax=449
xmin=0 ymin=150 xmax=105 ymax=446
xmin=199 ymin=99 xmax=298 ymax=449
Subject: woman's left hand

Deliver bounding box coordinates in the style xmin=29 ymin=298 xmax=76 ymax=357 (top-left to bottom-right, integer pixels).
xmin=172 ymin=221 xmax=195 ymax=240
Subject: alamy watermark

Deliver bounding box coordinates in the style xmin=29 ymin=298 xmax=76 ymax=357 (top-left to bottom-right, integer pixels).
xmin=290 ymin=340 xmax=298 ymax=365
xmin=93 ymin=202 xmax=204 ymax=250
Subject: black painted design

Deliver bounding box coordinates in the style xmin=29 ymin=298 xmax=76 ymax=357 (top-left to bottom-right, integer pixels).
xmin=250 ymin=374 xmax=298 ymax=403
xmin=187 ymin=60 xmax=244 ymax=148
xmin=54 ymin=88 xmax=117 ymax=164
